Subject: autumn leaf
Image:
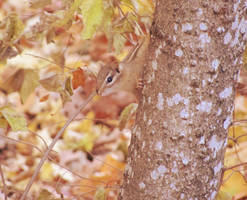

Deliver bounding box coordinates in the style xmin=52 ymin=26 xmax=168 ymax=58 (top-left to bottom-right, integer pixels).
xmin=20 ymin=69 xmax=40 ymax=103
xmin=0 ymin=117 xmax=8 ymax=129
xmin=113 ymin=33 xmax=126 ymax=55
xmin=6 ymin=13 xmax=24 ymax=42
xmin=0 ymin=68 xmax=25 ymax=93
xmin=39 ymin=74 xmax=64 ymax=92
xmin=94 ymin=187 xmax=106 ymax=200
xmin=29 ymin=0 xmax=51 ymax=9
xmin=0 ymin=106 xmax=27 ymax=131
xmin=40 ymin=94 xmax=50 ymax=102
xmin=119 ymin=103 xmax=138 ymax=130
xmin=72 ymin=68 xmax=86 ymax=89
xmin=80 ymin=0 xmax=104 ymax=39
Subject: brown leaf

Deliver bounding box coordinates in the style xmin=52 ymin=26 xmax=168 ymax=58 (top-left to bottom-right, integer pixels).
xmin=72 ymin=68 xmax=86 ymax=89
xmin=0 ymin=68 xmax=25 ymax=93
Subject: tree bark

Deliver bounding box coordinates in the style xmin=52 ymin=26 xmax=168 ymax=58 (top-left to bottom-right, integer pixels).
xmin=119 ymin=1 xmax=247 ymax=200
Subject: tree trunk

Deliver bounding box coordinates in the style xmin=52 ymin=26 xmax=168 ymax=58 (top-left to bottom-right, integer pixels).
xmin=119 ymin=1 xmax=247 ymax=199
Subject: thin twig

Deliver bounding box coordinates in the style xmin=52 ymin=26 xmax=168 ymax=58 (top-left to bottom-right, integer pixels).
xmin=1 ymin=134 xmax=109 ymax=185
xmin=0 ymin=163 xmax=7 ymax=200
xmin=21 ymin=91 xmax=96 ymax=200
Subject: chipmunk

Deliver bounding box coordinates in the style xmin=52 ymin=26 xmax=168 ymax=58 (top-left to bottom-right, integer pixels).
xmin=96 ymin=35 xmax=150 ymax=99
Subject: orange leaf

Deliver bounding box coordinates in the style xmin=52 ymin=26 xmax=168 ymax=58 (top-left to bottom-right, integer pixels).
xmin=72 ymin=68 xmax=86 ymax=89
xmin=40 ymin=94 xmax=50 ymax=102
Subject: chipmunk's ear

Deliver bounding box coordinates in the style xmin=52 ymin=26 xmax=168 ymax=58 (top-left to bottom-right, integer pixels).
xmin=115 ymin=68 xmax=120 ymax=73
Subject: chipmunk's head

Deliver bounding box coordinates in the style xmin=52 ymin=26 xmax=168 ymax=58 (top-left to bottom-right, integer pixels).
xmin=96 ymin=62 xmax=123 ymax=96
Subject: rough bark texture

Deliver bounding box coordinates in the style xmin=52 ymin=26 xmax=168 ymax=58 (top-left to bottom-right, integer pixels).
xmin=119 ymin=1 xmax=247 ymax=200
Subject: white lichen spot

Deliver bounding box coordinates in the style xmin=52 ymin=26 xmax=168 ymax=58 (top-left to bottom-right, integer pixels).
xmin=182 ymin=23 xmax=193 ymax=32
xmin=219 ymin=86 xmax=232 ymax=99
xmin=156 ymin=93 xmax=164 ymax=110
xmin=173 ymin=35 xmax=176 ymax=42
xmin=180 ymin=193 xmax=185 ymax=199
xmin=199 ymin=33 xmax=211 ymax=45
xmin=217 ymin=26 xmax=225 ymax=33
xmin=240 ymin=20 xmax=247 ymax=34
xmin=143 ymin=112 xmax=147 ymax=121
xmin=196 ymin=101 xmax=212 ymax=113
xmin=180 ymin=109 xmax=189 ymax=119
xmin=197 ymin=8 xmax=202 ymax=16
xmin=142 ymin=141 xmax=145 ymax=149
xmin=191 ymin=59 xmax=197 ymax=66
xmin=199 ymin=136 xmax=205 ymax=144
xmin=150 ymin=170 xmax=158 ymax=180
xmin=179 ymin=152 xmax=189 ymax=165
xmin=155 ymin=46 xmax=162 ymax=58
xmin=148 ymin=119 xmax=152 ymax=126
xmin=125 ymin=164 xmax=132 ymax=175
xmin=211 ymin=191 xmax=217 ymax=200
xmin=208 ymin=135 xmax=224 ymax=158
xmin=217 ymin=108 xmax=222 ymax=116
xmin=180 ymin=130 xmax=186 ymax=137
xmin=171 ymin=161 xmax=178 ymax=173
xmin=211 ymin=59 xmax=220 ymax=71
xmin=214 ymin=161 xmax=222 ymax=175
xmin=174 ymin=24 xmax=178 ymax=31
xmin=183 ymin=98 xmax=190 ymax=105
xmin=157 ymin=165 xmax=167 ymax=174
xmin=199 ymin=23 xmax=208 ymax=31
xmin=223 ymin=116 xmax=231 ymax=129
xmin=148 ymin=96 xmax=151 ymax=104
xmin=167 ymin=93 xmax=183 ymax=106
xmin=183 ymin=67 xmax=189 ymax=74
xmin=224 ymin=32 xmax=232 ymax=45
xmin=152 ymin=60 xmax=157 ymax=70
xmin=175 ymin=49 xmax=183 ymax=57
xmin=202 ymin=80 xmax=206 ymax=87
xmin=139 ymin=182 xmax=145 ymax=189
xmin=155 ymin=141 xmax=163 ymax=151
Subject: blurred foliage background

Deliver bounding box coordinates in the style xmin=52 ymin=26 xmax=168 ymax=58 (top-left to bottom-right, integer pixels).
xmin=0 ymin=0 xmax=246 ymax=199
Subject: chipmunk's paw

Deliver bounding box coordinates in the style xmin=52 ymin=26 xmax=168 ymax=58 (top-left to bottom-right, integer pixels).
xmin=136 ymin=79 xmax=144 ymax=89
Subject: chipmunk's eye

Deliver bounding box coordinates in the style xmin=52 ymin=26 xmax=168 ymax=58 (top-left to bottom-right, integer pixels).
xmin=107 ymin=76 xmax=113 ymax=83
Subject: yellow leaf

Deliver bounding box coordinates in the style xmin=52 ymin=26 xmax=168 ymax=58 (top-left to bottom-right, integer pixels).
xmin=6 ymin=13 xmax=24 ymax=42
xmin=0 ymin=117 xmax=8 ymax=129
xmin=20 ymin=69 xmax=39 ymax=103
xmin=53 ymin=0 xmax=82 ymax=28
xmin=94 ymin=187 xmax=105 ymax=200
xmin=216 ymin=190 xmax=232 ymax=200
xmin=113 ymin=33 xmax=126 ymax=55
xmin=0 ymin=106 xmax=27 ymax=131
xmin=40 ymin=162 xmax=53 ymax=181
xmin=37 ymin=189 xmax=57 ymax=200
xmin=80 ymin=0 xmax=104 ymax=39
xmin=135 ymin=0 xmax=154 ymax=16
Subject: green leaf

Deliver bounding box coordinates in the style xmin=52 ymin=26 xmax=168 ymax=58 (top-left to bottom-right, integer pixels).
xmin=0 ymin=106 xmax=27 ymax=131
xmin=80 ymin=0 xmax=104 ymax=39
xmin=20 ymin=69 xmax=40 ymax=103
